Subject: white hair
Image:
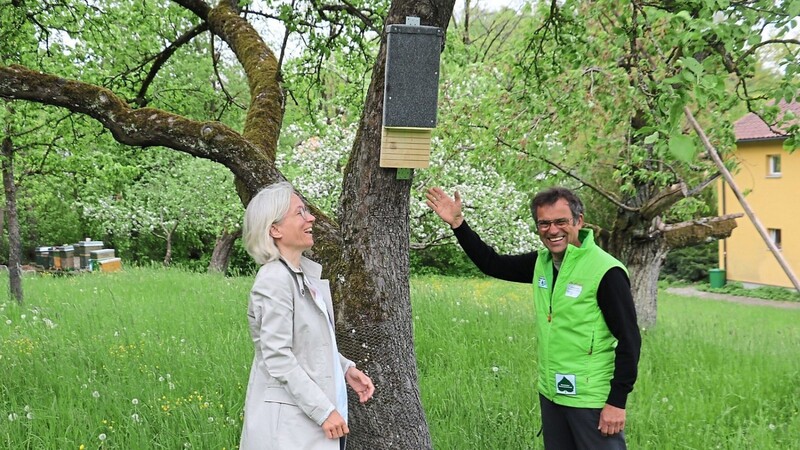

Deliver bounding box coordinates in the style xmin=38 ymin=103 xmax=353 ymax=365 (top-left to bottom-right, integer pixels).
xmin=242 ymin=182 xmax=294 ymax=265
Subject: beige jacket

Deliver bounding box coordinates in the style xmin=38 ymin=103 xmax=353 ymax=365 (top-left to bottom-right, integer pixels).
xmin=240 ymin=256 xmax=354 ymax=450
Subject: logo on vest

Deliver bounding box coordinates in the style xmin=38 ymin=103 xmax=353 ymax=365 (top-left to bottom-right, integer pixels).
xmin=538 ymin=276 xmax=547 ymax=288
xmin=555 ymin=374 xmax=576 ymax=395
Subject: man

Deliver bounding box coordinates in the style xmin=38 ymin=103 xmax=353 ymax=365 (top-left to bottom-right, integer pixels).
xmin=426 ymin=186 xmax=641 ymax=450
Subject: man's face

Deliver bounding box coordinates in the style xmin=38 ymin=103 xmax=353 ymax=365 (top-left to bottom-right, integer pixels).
xmin=535 ymin=198 xmax=583 ymax=259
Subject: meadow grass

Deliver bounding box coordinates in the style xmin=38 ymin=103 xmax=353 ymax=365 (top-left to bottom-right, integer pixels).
xmin=1 ymin=268 xmax=798 ymax=449
xmin=0 ymin=268 xmax=253 ymax=449
xmin=415 ymin=276 xmax=800 ymax=450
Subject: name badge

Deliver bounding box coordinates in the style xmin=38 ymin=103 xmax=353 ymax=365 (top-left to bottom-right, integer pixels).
xmin=565 ymin=283 xmax=582 ymax=298
xmin=538 ymin=276 xmax=548 ymax=289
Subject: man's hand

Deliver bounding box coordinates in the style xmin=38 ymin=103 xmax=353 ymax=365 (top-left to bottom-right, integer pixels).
xmin=598 ymin=403 xmax=626 ymax=436
xmin=425 ymin=187 xmax=464 ymax=229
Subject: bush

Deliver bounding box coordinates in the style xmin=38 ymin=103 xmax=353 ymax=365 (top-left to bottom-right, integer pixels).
xmin=411 ymin=244 xmax=483 ymax=277
xmin=661 ymin=241 xmax=718 ymax=282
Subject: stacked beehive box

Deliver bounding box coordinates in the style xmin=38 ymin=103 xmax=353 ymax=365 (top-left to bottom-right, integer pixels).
xmin=90 ymin=248 xmax=122 ymax=273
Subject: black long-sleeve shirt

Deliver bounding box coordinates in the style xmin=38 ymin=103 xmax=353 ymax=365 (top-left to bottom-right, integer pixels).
xmin=453 ymin=220 xmax=641 ymax=408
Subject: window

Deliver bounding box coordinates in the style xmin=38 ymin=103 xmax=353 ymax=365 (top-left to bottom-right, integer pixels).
xmin=769 ymin=228 xmax=782 ymax=250
xmin=767 ymin=155 xmax=781 ymax=176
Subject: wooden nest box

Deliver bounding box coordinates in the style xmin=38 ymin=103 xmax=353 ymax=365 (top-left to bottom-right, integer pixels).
xmin=381 ymin=19 xmax=444 ymax=169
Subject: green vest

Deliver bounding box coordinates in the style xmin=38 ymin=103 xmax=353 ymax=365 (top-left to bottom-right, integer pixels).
xmin=533 ymin=228 xmax=626 ymax=408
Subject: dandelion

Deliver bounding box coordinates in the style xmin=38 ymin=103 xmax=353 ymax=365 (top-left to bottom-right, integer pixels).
xmin=20 ymin=314 xmax=26 ymax=319
xmin=159 ymin=376 xmax=165 ymax=382
xmin=132 ymin=398 xmax=139 ymax=405
xmin=8 ymin=413 xmax=18 ymax=421
xmin=508 ymin=336 xmax=514 ymax=341
xmin=24 ymin=405 xmax=30 ymax=412
xmin=5 ymin=320 xmax=11 ymax=325
xmin=26 ymin=412 xmax=33 ymax=420
xmin=769 ymin=423 xmax=776 ymax=431
xmin=43 ymin=318 xmax=56 ymax=329
xmin=131 ymin=413 xmax=140 ymax=423
xmin=661 ymin=397 xmax=669 ymax=403
xmin=98 ymin=433 xmax=107 ymax=441
xmin=92 ymin=391 xmax=100 ymax=398
xmin=208 ymin=417 xmax=215 ymax=423
xmin=492 ymin=366 xmax=500 ymax=373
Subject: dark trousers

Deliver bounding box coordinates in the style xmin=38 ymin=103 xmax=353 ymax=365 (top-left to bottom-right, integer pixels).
xmin=539 ymin=394 xmax=627 ymax=450
xmin=340 ymin=437 xmax=347 ymax=450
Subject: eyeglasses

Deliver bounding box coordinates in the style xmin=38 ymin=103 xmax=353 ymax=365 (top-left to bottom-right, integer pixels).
xmin=297 ymin=206 xmax=312 ymax=221
xmin=536 ymin=218 xmax=572 ymax=230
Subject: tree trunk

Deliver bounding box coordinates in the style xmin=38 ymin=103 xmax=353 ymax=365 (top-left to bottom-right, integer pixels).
xmin=603 ymin=213 xmax=741 ymax=329
xmin=334 ymin=2 xmax=455 ymax=448
xmin=2 ymin=137 xmax=22 ymax=304
xmin=163 ymin=232 xmax=173 ymax=267
xmin=614 ymin=238 xmax=669 ymax=329
xmin=208 ymin=228 xmax=240 ymax=274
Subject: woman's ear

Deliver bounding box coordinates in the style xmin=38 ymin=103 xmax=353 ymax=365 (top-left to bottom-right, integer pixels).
xmin=269 ymin=225 xmax=282 ymax=239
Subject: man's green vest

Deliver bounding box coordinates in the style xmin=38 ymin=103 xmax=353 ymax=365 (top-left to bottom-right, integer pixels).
xmin=533 ymin=228 xmax=626 ymax=408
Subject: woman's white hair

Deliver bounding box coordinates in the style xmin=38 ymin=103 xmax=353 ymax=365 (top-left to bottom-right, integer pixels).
xmin=242 ymin=181 xmax=294 ymax=265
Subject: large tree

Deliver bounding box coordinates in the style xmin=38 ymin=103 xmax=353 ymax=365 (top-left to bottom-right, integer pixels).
xmin=0 ymin=0 xmax=454 ymax=447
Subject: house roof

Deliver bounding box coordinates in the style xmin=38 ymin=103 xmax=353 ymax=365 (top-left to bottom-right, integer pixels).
xmin=734 ymin=100 xmax=800 ymax=142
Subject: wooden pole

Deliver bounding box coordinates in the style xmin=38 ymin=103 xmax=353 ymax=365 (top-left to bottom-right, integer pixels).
xmin=684 ymin=106 xmax=800 ymax=292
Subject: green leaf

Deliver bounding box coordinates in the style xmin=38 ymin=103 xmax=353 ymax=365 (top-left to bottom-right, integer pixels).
xmin=789 ymin=0 xmax=800 ymax=17
xmin=669 ymin=134 xmax=697 ymax=163
xmin=783 ymin=136 xmax=797 ymax=153
xmin=644 ymin=132 xmax=660 ymax=145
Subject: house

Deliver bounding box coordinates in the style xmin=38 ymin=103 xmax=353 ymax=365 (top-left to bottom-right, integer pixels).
xmin=717 ymin=101 xmax=799 ymax=288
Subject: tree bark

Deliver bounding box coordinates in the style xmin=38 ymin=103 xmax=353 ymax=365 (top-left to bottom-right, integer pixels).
xmin=335 ymin=2 xmax=455 ymax=448
xmin=2 ymin=137 xmax=22 ymax=304
xmin=208 ymin=228 xmax=240 ymax=274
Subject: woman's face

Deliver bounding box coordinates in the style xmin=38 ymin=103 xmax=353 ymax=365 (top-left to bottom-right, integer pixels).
xmin=271 ymin=194 xmax=315 ymax=253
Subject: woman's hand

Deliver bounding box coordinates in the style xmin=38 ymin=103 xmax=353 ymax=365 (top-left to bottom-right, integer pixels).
xmin=345 ymin=366 xmax=375 ymax=403
xmin=322 ymin=410 xmax=349 ymax=439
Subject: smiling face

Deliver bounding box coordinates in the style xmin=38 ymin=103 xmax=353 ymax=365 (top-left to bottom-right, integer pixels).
xmin=270 ymin=194 xmax=315 ymax=262
xmin=535 ymin=198 xmax=583 ymax=259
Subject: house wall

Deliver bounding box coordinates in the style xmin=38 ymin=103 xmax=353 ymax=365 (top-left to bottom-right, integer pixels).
xmin=718 ymin=140 xmax=798 ymax=288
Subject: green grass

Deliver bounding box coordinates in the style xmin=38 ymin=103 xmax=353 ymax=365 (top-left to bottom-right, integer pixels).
xmin=413 ymin=277 xmax=800 ymax=450
xmin=1 ymin=269 xmax=799 ymax=449
xmin=0 ymin=268 xmax=253 ymax=449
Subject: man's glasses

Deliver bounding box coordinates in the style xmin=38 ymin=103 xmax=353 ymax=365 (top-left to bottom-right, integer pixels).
xmin=536 ymin=218 xmax=572 ymax=230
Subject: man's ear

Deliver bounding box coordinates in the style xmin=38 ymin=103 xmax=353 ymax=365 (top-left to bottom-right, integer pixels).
xmin=269 ymin=225 xmax=282 ymax=239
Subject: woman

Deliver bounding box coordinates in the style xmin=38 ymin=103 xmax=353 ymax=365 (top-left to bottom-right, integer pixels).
xmin=240 ymin=182 xmax=374 ymax=450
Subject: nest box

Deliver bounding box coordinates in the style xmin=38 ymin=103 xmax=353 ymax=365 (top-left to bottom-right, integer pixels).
xmin=381 ymin=19 xmax=444 ymax=169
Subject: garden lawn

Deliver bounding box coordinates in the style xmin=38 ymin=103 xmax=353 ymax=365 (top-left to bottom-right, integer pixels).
xmin=1 ymin=268 xmax=798 ymax=449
